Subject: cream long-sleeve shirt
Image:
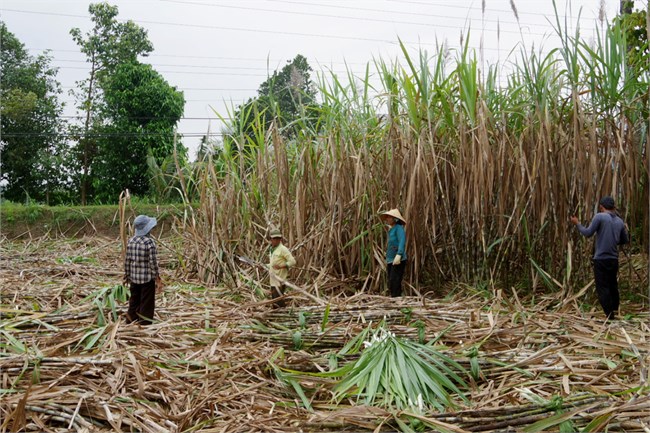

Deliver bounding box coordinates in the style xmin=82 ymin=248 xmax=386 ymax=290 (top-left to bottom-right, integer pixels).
xmin=269 ymin=243 xmax=296 ymax=287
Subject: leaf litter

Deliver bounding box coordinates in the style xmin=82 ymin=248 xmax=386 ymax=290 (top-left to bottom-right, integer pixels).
xmin=0 ymin=236 xmax=648 ymax=432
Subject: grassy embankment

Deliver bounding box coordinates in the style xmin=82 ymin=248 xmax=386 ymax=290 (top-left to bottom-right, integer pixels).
xmin=0 ymin=202 xmax=187 ymax=239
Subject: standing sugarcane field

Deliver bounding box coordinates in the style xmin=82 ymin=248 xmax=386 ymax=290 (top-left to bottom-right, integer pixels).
xmin=1 ymin=0 xmax=650 ymax=432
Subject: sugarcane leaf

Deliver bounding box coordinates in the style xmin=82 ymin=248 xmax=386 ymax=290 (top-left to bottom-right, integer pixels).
xmin=286 ymin=376 xmax=313 ymax=412
xmin=582 ymin=413 xmax=612 ymax=432
xmin=522 ymin=406 xmax=585 ymax=433
xmin=1 ymin=330 xmax=27 ymax=354
xmin=394 ymin=416 xmax=418 ymax=433
xmin=320 ymin=303 xmax=331 ymax=332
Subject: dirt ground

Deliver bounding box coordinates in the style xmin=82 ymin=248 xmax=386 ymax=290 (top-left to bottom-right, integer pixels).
xmin=1 ymin=235 xmax=649 ymax=432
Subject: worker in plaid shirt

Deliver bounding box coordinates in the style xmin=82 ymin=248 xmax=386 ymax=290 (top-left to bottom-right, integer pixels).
xmin=124 ymin=215 xmax=162 ymax=325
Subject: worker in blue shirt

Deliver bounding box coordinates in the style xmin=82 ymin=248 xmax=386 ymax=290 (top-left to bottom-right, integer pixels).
xmin=571 ymin=196 xmax=629 ymax=320
xmin=380 ymin=209 xmax=407 ymax=297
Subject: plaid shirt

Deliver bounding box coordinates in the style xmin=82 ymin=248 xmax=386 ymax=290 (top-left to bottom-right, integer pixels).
xmin=124 ymin=235 xmax=159 ymax=284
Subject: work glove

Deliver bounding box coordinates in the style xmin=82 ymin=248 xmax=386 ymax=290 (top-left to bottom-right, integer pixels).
xmin=392 ymin=254 xmax=402 ymax=265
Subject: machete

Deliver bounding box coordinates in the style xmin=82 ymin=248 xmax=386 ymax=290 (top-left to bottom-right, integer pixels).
xmin=236 ymin=255 xmax=326 ymax=305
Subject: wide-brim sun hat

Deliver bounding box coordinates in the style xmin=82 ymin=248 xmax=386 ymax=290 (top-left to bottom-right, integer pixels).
xmin=134 ymin=215 xmax=157 ymax=236
xmin=269 ymin=228 xmax=283 ymax=239
xmin=380 ymin=208 xmax=406 ymax=225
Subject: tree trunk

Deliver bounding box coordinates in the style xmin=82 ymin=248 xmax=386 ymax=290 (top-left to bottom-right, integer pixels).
xmin=80 ymin=55 xmax=97 ymax=206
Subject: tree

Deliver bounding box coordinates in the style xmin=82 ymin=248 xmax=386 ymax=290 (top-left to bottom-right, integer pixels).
xmin=0 ymin=22 xmax=67 ymax=204
xmin=257 ymin=54 xmax=317 ymax=127
xmin=614 ymin=1 xmax=649 ymax=73
xmin=91 ymin=61 xmax=184 ymax=202
xmin=70 ymin=2 xmax=153 ymax=204
xmin=230 ymin=55 xmax=318 ymax=143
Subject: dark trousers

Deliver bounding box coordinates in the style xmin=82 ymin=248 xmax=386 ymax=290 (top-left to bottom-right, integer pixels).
xmin=127 ymin=279 xmax=156 ymax=325
xmin=271 ymin=284 xmax=286 ymax=307
xmin=387 ymin=261 xmax=406 ymax=297
xmin=593 ymin=259 xmax=619 ymax=319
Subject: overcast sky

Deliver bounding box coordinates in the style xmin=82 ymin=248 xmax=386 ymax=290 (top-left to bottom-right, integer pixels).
xmin=1 ymin=0 xmax=624 ymax=159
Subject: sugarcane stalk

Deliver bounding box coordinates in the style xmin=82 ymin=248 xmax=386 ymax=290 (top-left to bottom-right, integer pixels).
xmin=0 ymin=356 xmax=115 ymax=366
xmin=17 ymin=404 xmax=93 ymax=429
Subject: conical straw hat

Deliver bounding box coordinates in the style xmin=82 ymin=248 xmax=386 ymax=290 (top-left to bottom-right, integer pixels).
xmin=380 ymin=208 xmax=406 ymax=224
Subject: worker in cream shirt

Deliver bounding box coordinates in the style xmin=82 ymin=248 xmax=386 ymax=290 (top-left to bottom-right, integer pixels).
xmin=268 ymin=228 xmax=296 ymax=307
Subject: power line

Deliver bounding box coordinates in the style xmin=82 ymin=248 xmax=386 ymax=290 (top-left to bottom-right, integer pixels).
xmin=51 ymin=58 xmax=369 ymax=75
xmin=160 ymin=0 xmax=552 ymax=36
xmin=52 ymin=59 xmax=273 ymax=71
xmin=384 ymin=0 xmax=606 ymax=21
xmin=263 ymin=0 xmax=599 ymax=33
xmin=0 ymin=8 xmax=404 ymax=45
xmin=53 ymin=65 xmax=373 ymax=78
xmin=52 ymin=65 xmax=270 ymax=76
xmin=1 ymin=7 xmax=588 ymax=49
xmin=30 ymin=48 xmax=370 ymax=65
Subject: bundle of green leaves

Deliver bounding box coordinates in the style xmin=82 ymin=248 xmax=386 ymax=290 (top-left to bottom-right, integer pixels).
xmin=332 ymin=323 xmax=469 ymax=412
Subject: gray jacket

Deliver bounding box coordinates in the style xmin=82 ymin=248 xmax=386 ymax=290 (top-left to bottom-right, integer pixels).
xmin=576 ymin=211 xmax=629 ymax=260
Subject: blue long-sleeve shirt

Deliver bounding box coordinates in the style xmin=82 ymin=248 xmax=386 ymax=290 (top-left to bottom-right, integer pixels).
xmin=385 ymin=224 xmax=407 ymax=263
xmin=576 ymin=211 xmax=629 ymax=260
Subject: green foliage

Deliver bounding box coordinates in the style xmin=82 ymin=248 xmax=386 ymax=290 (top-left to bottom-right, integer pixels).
xmin=521 ymin=393 xmax=577 ymax=433
xmin=0 ymin=201 xmax=46 ymax=226
xmin=75 ymin=325 xmax=109 ymax=351
xmin=70 ymin=2 xmax=156 ymax=204
xmin=464 ymin=345 xmax=481 ymax=381
xmin=331 ymin=325 xmax=468 ymax=411
xmin=25 ymin=203 xmax=44 ymax=223
xmin=92 ymin=61 xmax=185 ymax=202
xmin=297 ymin=311 xmax=308 ymax=329
xmin=0 ymin=22 xmax=68 ymax=204
xmin=226 ymin=54 xmax=318 ymax=163
xmin=0 ymin=202 xmax=185 ymax=239
xmin=292 ymin=330 xmax=303 ymax=350
xmin=31 ymin=358 xmax=41 ymax=384
xmin=82 ymin=284 xmax=130 ymax=325
xmin=269 ymin=348 xmax=313 ymax=411
xmin=271 ymin=322 xmax=468 ymax=425
xmin=70 ymin=3 xmax=153 ymax=74
xmin=257 ymin=54 xmax=317 ymax=126
xmin=147 ymin=150 xmax=188 ymax=202
xmin=412 ymin=320 xmax=426 ymax=344
xmin=0 ymin=330 xmax=27 ymax=354
xmin=320 ymin=303 xmax=331 ymax=332
xmin=613 ymin=4 xmax=650 ymax=74
xmin=56 ymin=256 xmax=97 ymax=265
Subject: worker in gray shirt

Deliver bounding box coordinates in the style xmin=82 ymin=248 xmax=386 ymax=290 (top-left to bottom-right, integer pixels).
xmin=571 ymin=196 xmax=629 ymax=320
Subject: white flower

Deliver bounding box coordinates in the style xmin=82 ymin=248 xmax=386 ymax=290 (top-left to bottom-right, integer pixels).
xmin=407 ymin=393 xmax=425 ymax=412
xmin=362 ymin=328 xmax=395 ymax=349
